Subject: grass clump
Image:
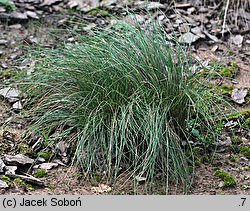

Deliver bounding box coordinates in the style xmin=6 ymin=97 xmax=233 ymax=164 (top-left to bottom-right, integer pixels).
xmin=215 ymin=169 xmax=237 ymax=188
xmin=19 ymin=18 xmax=229 ymax=193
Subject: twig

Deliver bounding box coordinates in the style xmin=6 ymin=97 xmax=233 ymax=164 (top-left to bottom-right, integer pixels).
xmin=222 ymin=0 xmax=230 ymax=37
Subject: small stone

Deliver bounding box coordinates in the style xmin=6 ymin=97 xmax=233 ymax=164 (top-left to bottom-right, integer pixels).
xmin=135 ymin=1 xmax=165 ymax=10
xmin=33 ymin=162 xmax=58 ymax=170
xmin=240 ymin=157 xmax=248 ymax=162
xmin=10 ymin=11 xmax=28 ymax=21
xmin=231 ymin=35 xmax=243 ymax=46
xmin=0 ymin=180 xmax=8 ymax=188
xmin=179 ymin=32 xmax=199 ymax=44
xmin=41 ymin=0 xmax=62 ymax=6
xmin=0 ymin=158 xmax=6 ymax=173
xmin=231 ymin=79 xmax=239 ymax=84
xmin=0 ymin=39 xmax=7 ymax=45
xmin=4 ymin=154 xmax=34 ymax=165
xmin=0 ymin=7 xmax=6 ymax=13
xmin=1 ymin=63 xmax=8 ymax=68
xmin=135 ymin=176 xmax=146 ymax=184
xmin=26 ymin=11 xmax=39 ymax=19
xmin=218 ymin=181 xmax=224 ymax=188
xmin=0 ymin=87 xmax=20 ymax=103
xmin=224 ymin=120 xmax=238 ymax=128
xmin=12 ymin=101 xmax=23 ymax=110
xmin=37 ymin=157 xmax=46 ymax=163
xmin=5 ymin=166 xmax=17 ymax=175
xmin=147 ymin=2 xmax=166 ymax=10
xmin=187 ymin=7 xmax=196 ymax=14
xmin=83 ymin=23 xmax=97 ymax=31
xmin=191 ymin=26 xmax=205 ymax=38
xmin=231 ymin=88 xmax=248 ymax=104
xmin=211 ymin=45 xmax=218 ymax=52
xmin=9 ymin=24 xmax=22 ymax=29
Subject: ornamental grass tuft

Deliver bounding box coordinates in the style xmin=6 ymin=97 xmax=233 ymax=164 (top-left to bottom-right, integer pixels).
xmin=19 ymin=19 xmax=229 ymax=193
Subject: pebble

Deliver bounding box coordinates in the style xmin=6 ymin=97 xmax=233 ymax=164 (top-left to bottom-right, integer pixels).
xmin=0 ymin=39 xmax=7 ymax=45
xmin=26 ymin=11 xmax=39 ymax=19
xmin=9 ymin=24 xmax=22 ymax=29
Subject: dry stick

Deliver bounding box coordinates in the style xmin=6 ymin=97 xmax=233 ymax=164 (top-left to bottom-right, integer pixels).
xmin=235 ymin=0 xmax=240 ymax=27
xmin=222 ymin=0 xmax=230 ymax=37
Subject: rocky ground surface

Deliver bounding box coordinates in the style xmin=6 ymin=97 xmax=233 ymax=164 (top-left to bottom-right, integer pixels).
xmin=0 ymin=0 xmax=250 ymax=195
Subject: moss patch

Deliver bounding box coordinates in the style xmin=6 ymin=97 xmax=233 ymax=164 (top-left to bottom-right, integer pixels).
xmin=1 ymin=176 xmax=13 ymax=187
xmin=18 ymin=144 xmax=33 ymax=156
xmin=215 ymin=169 xmax=237 ymax=188
xmin=38 ymin=151 xmax=52 ymax=161
xmin=228 ymin=109 xmax=250 ymax=120
xmin=14 ymin=178 xmax=34 ymax=191
xmin=244 ymin=118 xmax=250 ymax=128
xmin=34 ymin=169 xmax=48 ymax=178
xmin=87 ymin=8 xmax=109 ymax=16
xmin=239 ymin=146 xmax=250 ymax=159
xmin=216 ymin=62 xmax=239 ymax=78
xmin=201 ymin=61 xmax=240 ymax=79
xmin=219 ymin=84 xmax=234 ymax=96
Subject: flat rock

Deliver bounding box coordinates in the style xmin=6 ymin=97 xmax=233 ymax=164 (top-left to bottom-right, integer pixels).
xmin=191 ymin=26 xmax=205 ymax=38
xmin=33 ymin=162 xmax=58 ymax=170
xmin=0 ymin=87 xmax=20 ymax=102
xmin=0 ymin=39 xmax=7 ymax=45
xmin=5 ymin=166 xmax=17 ymax=175
xmin=26 ymin=11 xmax=39 ymax=19
xmin=6 ymin=173 xmax=44 ymax=186
xmin=0 ymin=11 xmax=28 ymax=23
xmin=9 ymin=24 xmax=22 ymax=29
xmin=10 ymin=11 xmax=28 ymax=21
xmin=0 ymin=180 xmax=8 ymax=188
xmin=4 ymin=154 xmax=34 ymax=165
xmin=41 ymin=0 xmax=62 ymax=6
xmin=231 ymin=88 xmax=248 ymax=104
xmin=179 ymin=32 xmax=199 ymax=44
